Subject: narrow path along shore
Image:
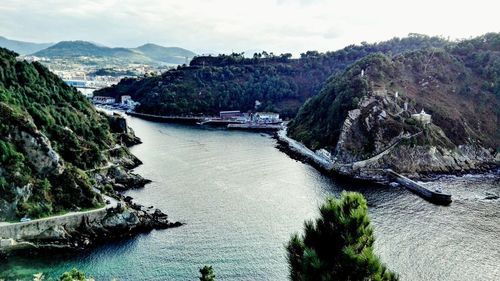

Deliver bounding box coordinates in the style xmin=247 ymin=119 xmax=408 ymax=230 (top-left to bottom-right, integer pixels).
xmin=0 ymin=193 xmax=118 ymax=227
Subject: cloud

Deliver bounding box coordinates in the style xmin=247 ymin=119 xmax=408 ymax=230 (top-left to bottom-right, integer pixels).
xmin=0 ymin=0 xmax=498 ymax=55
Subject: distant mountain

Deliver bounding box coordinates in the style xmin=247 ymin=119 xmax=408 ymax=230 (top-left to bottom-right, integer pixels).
xmin=134 ymin=43 xmax=196 ymax=64
xmin=33 ymin=40 xmax=149 ymax=61
xmin=0 ymin=36 xmax=53 ymax=55
xmin=32 ymin=41 xmax=196 ymax=65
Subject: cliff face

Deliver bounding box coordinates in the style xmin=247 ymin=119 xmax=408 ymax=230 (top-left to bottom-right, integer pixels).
xmin=289 ymin=34 xmax=500 ymax=178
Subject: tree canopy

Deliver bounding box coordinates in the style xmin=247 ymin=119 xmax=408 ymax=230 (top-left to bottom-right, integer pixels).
xmin=287 ymin=192 xmax=398 ymax=281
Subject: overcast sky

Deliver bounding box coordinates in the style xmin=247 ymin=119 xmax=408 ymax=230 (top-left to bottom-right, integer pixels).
xmin=0 ymin=0 xmax=498 ymax=55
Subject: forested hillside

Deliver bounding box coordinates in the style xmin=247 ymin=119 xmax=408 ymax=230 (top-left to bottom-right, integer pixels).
xmin=0 ymin=47 xmax=123 ymax=220
xmin=96 ymin=34 xmax=449 ymax=118
xmin=287 ymin=33 xmax=499 ymax=176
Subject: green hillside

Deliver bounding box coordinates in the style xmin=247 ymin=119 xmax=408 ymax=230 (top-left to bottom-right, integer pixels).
xmin=0 ymin=47 xmax=122 ymax=220
xmin=288 ymin=33 xmax=500 ymax=155
xmin=95 ymin=34 xmax=449 ymax=118
xmin=134 ymin=43 xmax=196 ymax=64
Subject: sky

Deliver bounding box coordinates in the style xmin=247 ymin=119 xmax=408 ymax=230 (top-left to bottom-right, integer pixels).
xmin=0 ymin=0 xmax=498 ymax=55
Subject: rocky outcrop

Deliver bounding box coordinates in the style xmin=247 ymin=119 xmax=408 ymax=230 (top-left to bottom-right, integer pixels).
xmin=330 ymin=89 xmax=498 ymax=180
xmin=15 ymin=130 xmax=64 ymax=176
xmin=108 ymin=113 xmax=142 ymax=147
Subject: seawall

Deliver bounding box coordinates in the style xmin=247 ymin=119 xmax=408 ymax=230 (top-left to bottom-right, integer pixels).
xmin=0 ymin=207 xmax=108 ymax=241
xmin=276 ymin=129 xmax=333 ymax=170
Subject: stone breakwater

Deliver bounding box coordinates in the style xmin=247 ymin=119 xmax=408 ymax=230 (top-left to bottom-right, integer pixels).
xmin=276 ymin=129 xmax=333 ymax=171
xmin=277 ymin=128 xmax=499 ymax=182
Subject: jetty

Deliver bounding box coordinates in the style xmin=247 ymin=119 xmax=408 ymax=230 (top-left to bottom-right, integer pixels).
xmin=386 ymin=169 xmax=452 ymax=205
xmin=276 ymin=129 xmax=452 ymax=205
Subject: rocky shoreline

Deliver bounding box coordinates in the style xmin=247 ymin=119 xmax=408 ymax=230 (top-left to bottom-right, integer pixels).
xmin=0 ymin=114 xmax=182 ymax=258
xmin=275 ymin=130 xmax=499 ymax=183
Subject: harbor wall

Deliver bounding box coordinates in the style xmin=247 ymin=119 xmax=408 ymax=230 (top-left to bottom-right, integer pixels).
xmin=0 ymin=208 xmax=108 ymax=241
xmin=276 ymin=130 xmax=333 ymax=170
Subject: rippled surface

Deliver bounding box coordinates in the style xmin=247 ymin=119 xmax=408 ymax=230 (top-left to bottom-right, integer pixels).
xmin=1 ymin=117 xmax=499 ymax=280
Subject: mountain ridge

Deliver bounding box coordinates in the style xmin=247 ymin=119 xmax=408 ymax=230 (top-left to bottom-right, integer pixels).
xmin=32 ymin=40 xmax=196 ymax=65
xmin=0 ymin=36 xmax=53 ymax=55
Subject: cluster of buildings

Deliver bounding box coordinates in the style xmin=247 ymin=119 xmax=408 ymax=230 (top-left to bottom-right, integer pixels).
xmin=92 ymin=95 xmax=139 ymax=110
xmin=219 ymin=110 xmax=282 ymax=124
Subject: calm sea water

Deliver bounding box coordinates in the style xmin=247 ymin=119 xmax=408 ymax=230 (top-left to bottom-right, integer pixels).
xmin=1 ymin=116 xmax=499 ymax=281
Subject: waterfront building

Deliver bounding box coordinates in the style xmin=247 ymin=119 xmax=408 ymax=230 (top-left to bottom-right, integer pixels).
xmin=93 ymin=96 xmax=116 ymax=104
xmin=220 ymin=110 xmax=242 ymax=119
xmin=121 ymin=95 xmax=132 ymax=104
xmin=254 ymin=112 xmax=281 ymax=124
xmin=64 ymin=80 xmax=87 ymax=88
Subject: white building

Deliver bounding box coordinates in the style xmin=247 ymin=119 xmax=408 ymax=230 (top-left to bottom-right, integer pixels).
xmin=254 ymin=112 xmax=281 ymax=124
xmin=411 ymin=109 xmax=432 ymax=125
xmin=121 ymin=95 xmax=132 ymax=104
xmin=93 ymin=96 xmax=116 ymax=104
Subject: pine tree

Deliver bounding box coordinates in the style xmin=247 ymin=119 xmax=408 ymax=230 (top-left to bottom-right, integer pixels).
xmin=199 ymin=265 xmax=216 ymax=281
xmin=287 ymin=192 xmax=398 ymax=281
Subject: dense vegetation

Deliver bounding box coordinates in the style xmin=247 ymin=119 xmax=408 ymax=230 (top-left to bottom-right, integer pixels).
xmin=288 ymin=33 xmax=500 ymax=151
xmin=96 ymin=34 xmax=449 ymax=118
xmin=0 ymin=47 xmax=117 ymax=219
xmin=32 ymin=41 xmax=196 ymax=65
xmin=287 ymin=192 xmax=398 ymax=281
xmin=199 ymin=266 xmax=216 ymax=281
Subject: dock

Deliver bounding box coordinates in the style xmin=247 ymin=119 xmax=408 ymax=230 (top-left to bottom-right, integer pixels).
xmin=198 ymin=119 xmax=242 ymax=126
xmin=125 ymin=111 xmax=203 ymax=125
xmin=227 ymin=123 xmax=283 ymax=131
xmin=386 ymin=169 xmax=452 ymax=205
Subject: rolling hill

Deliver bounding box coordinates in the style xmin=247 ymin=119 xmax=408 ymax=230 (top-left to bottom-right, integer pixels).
xmin=134 ymin=43 xmax=196 ymax=64
xmin=32 ymin=41 xmax=196 ymax=65
xmin=0 ymin=36 xmax=53 ymax=55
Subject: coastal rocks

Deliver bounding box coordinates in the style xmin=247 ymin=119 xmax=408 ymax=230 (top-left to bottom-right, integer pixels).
xmin=107 ymin=166 xmax=151 ymax=190
xmin=328 ymin=92 xmax=498 ymax=180
xmin=89 ymin=146 xmax=150 ymax=191
xmin=108 ymin=147 xmax=143 ymax=169
xmin=0 ymin=200 xmax=182 ymax=255
xmin=108 ymin=114 xmax=142 ymax=147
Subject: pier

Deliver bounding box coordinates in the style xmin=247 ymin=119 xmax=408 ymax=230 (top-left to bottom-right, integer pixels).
xmin=386 ymin=169 xmax=452 ymax=205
